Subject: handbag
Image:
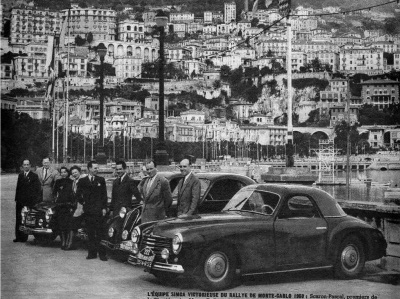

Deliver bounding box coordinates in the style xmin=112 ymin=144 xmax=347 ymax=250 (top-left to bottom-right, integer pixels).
xmin=73 ymin=202 xmax=84 ymax=217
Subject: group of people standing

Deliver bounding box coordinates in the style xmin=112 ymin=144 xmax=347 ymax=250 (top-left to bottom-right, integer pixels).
xmin=14 ymin=157 xmax=201 ymax=261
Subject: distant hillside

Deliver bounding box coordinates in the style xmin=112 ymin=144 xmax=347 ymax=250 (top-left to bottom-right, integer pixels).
xmin=19 ymin=0 xmax=398 ymax=15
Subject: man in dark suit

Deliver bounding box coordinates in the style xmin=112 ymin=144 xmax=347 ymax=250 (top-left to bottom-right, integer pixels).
xmin=138 ymin=161 xmax=172 ymax=223
xmin=110 ymin=160 xmax=142 ymax=216
xmin=176 ymin=158 xmax=201 ymax=218
xmin=14 ymin=159 xmax=41 ymax=242
xmin=79 ymin=161 xmax=108 ymax=261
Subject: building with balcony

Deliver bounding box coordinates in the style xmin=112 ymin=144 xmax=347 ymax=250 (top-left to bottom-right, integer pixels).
xmin=60 ymin=53 xmax=88 ymax=77
xmin=360 ymin=79 xmax=400 ymax=110
xmin=329 ymin=105 xmax=358 ymax=126
xmin=117 ymin=18 xmax=145 ymax=42
xmin=60 ymin=5 xmax=117 ymax=43
xmin=169 ymin=12 xmax=194 ymax=23
xmin=180 ymin=110 xmax=205 ymax=125
xmin=339 ymin=44 xmax=384 ymax=73
xmin=16 ymin=97 xmax=50 ymax=119
xmin=10 ymin=5 xmax=62 ymax=45
xmin=306 ymin=51 xmax=339 ymax=72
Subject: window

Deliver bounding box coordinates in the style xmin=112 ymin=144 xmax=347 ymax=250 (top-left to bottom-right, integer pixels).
xmin=278 ymin=195 xmax=320 ymax=218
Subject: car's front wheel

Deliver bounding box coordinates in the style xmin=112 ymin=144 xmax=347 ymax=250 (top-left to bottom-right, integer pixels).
xmin=334 ymin=235 xmax=365 ymax=279
xmin=195 ymin=245 xmax=238 ymax=291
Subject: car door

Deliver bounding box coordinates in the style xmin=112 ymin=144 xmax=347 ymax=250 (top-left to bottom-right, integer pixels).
xmin=274 ymin=194 xmax=328 ymax=269
xmin=199 ymin=178 xmax=247 ymax=213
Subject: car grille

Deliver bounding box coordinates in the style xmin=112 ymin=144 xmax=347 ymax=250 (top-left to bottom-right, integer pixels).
xmin=140 ymin=234 xmax=172 ymax=256
xmin=25 ymin=212 xmax=39 ymax=227
xmin=123 ymin=208 xmax=141 ymax=231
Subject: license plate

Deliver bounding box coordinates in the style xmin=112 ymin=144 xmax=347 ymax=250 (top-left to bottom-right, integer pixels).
xmin=120 ymin=241 xmax=132 ymax=252
xmin=25 ymin=219 xmax=35 ymax=225
xmin=136 ymin=247 xmax=155 ymax=267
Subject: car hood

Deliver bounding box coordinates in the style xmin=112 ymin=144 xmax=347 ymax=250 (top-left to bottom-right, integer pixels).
xmin=148 ymin=212 xmax=255 ymax=237
xmin=33 ymin=202 xmax=57 ymax=212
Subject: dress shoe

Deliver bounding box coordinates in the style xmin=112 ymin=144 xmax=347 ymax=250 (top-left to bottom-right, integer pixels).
xmin=86 ymin=255 xmax=97 ymax=260
xmin=99 ymin=256 xmax=108 ymax=261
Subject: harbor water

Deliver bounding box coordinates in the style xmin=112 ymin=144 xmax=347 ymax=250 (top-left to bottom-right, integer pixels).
xmin=317 ymin=169 xmax=400 ymax=203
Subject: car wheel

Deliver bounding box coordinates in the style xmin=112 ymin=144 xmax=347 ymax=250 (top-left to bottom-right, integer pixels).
xmin=195 ymin=245 xmax=238 ymax=291
xmin=33 ymin=233 xmax=57 ymax=243
xmin=334 ymin=235 xmax=365 ymax=279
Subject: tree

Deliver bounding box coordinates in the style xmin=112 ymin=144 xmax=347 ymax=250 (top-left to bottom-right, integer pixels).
xmin=191 ymin=70 xmax=196 ymax=79
xmin=213 ymin=80 xmax=221 ymax=89
xmin=220 ymin=65 xmax=231 ymax=80
xmin=334 ymin=121 xmax=360 ymax=155
xmin=205 ymin=59 xmax=214 ymax=70
xmin=75 ymin=35 xmax=86 ymax=46
xmin=86 ymin=32 xmax=93 ymax=44
xmin=251 ymin=18 xmax=259 ymax=27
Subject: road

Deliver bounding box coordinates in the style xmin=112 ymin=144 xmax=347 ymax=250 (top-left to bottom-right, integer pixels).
xmin=1 ymin=174 xmax=399 ymax=299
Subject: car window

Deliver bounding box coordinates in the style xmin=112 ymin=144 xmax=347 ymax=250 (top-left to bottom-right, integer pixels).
xmin=199 ymin=178 xmax=211 ymax=198
xmin=241 ymin=191 xmax=280 ymax=215
xmin=278 ymin=195 xmax=320 ymax=219
xmin=207 ymin=179 xmax=245 ymax=201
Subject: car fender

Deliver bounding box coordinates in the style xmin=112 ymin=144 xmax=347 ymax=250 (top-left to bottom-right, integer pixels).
xmin=327 ymin=216 xmax=376 ymax=261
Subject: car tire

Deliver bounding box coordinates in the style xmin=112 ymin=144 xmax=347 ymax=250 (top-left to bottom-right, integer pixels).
xmin=334 ymin=235 xmax=365 ymax=279
xmin=33 ymin=233 xmax=57 ymax=243
xmin=195 ymin=245 xmax=238 ymax=291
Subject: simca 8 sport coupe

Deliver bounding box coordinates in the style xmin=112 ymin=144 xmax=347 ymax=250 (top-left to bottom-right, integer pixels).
xmin=19 ymin=177 xmax=117 ymax=242
xmin=127 ymin=184 xmax=387 ymax=291
xmin=102 ymin=172 xmax=255 ymax=255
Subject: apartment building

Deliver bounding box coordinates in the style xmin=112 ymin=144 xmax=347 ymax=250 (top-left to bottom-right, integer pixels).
xmin=339 ymin=44 xmax=384 ymax=73
xmin=361 ymin=79 xmax=400 ymax=110
xmin=117 ymin=18 xmax=145 ymax=42
xmin=10 ymin=5 xmax=62 ymax=45
xmin=306 ymin=51 xmax=339 ymax=72
xmin=169 ymin=12 xmax=194 ymax=23
xmin=224 ymin=2 xmax=236 ymax=24
xmin=61 ymin=5 xmax=117 ymax=43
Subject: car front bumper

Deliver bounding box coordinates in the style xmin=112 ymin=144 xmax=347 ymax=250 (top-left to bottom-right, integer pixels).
xmin=19 ymin=225 xmax=53 ymax=235
xmin=127 ymin=254 xmax=185 ymax=274
xmin=100 ymin=240 xmax=120 ymax=250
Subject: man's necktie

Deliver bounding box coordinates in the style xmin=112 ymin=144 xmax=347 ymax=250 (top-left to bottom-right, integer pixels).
xmin=91 ymin=176 xmax=94 ymax=183
xmin=43 ymin=169 xmax=47 ymax=179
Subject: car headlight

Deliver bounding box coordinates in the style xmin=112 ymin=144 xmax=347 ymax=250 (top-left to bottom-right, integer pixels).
xmin=172 ymin=233 xmax=183 ymax=255
xmin=119 ymin=207 xmax=127 ymax=218
xmin=131 ymin=227 xmax=140 ymax=243
xmin=122 ymin=230 xmax=128 ymax=240
xmin=38 ymin=219 xmax=43 ymax=226
xmin=108 ymin=227 xmax=114 ymax=238
xmin=161 ymin=248 xmax=170 ymax=260
xmin=45 ymin=208 xmax=54 ymax=221
xmin=21 ymin=206 xmax=29 ymax=217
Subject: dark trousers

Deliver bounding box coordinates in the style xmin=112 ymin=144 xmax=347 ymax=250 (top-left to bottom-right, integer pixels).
xmin=85 ymin=214 xmax=106 ymax=257
xmin=15 ymin=203 xmax=28 ymax=241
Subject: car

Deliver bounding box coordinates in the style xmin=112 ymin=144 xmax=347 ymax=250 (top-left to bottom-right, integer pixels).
xmin=101 ymin=172 xmax=255 ymax=255
xmin=19 ymin=177 xmax=117 ymax=242
xmin=127 ymin=184 xmax=387 ymax=291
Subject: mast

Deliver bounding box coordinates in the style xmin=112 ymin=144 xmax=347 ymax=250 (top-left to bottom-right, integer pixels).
xmin=63 ymin=8 xmax=71 ymax=163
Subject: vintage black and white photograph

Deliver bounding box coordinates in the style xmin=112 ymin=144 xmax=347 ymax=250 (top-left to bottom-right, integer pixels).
xmin=1 ymin=0 xmax=400 ymax=298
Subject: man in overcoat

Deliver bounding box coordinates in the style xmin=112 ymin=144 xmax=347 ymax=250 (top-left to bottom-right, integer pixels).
xmin=176 ymin=158 xmax=201 ymax=217
xmin=110 ymin=160 xmax=142 ymax=216
xmin=35 ymin=157 xmax=59 ymax=202
xmin=79 ymin=161 xmax=108 ymax=260
xmin=139 ymin=161 xmax=172 ymax=223
xmin=14 ymin=159 xmax=41 ymax=242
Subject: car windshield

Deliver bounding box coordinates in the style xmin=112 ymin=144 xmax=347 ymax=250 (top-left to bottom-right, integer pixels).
xmin=223 ymin=189 xmax=254 ymax=211
xmin=223 ymin=189 xmax=280 ymax=216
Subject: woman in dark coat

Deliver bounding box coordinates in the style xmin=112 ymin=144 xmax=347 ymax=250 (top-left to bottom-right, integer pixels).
xmin=53 ymin=166 xmax=74 ymax=250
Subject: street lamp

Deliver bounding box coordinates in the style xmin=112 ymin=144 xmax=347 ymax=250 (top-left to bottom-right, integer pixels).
xmin=95 ymin=43 xmax=107 ymax=164
xmin=154 ymin=10 xmax=169 ymax=165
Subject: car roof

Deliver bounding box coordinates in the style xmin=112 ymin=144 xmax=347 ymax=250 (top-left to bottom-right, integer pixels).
xmin=244 ymin=183 xmax=344 ymax=217
xmin=195 ymin=172 xmax=255 ymax=183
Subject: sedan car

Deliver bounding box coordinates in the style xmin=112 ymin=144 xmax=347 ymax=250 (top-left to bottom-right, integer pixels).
xmin=127 ymin=184 xmax=387 ymax=291
xmin=19 ymin=177 xmax=116 ymax=242
xmin=101 ymin=172 xmax=255 ymax=254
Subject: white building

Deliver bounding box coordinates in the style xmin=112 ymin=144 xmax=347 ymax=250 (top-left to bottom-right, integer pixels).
xmin=224 ymin=2 xmax=236 ymax=24
xmin=117 ymin=18 xmax=145 ymax=42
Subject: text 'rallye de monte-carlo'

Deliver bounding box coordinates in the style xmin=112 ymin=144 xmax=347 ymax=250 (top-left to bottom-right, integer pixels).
xmin=127 ymin=184 xmax=387 ymax=291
